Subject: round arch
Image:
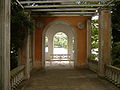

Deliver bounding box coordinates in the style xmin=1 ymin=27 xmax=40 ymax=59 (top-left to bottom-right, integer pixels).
xmin=42 ymin=20 xmax=77 ymax=68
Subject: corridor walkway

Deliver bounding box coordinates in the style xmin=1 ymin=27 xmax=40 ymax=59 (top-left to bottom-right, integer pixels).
xmin=19 ymin=69 xmax=119 ymax=90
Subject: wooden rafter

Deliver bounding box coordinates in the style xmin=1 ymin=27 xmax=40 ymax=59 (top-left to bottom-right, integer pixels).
xmin=24 ymin=4 xmax=105 ymax=9
xmin=18 ymin=0 xmax=113 ymax=16
xmin=20 ymin=0 xmax=111 ymax=4
xmin=16 ymin=0 xmax=24 ymax=9
xmin=30 ymin=8 xmax=97 ymax=12
xmin=47 ymin=12 xmax=96 ymax=16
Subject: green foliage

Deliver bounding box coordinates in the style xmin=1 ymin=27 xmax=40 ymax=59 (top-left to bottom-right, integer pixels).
xmin=11 ymin=0 xmax=33 ymax=70
xmin=54 ymin=32 xmax=68 ymax=48
xmin=111 ymin=1 xmax=120 ymax=68
xmin=91 ymin=20 xmax=99 ymax=49
xmin=112 ymin=42 xmax=120 ymax=68
xmin=90 ymin=54 xmax=98 ymax=60
xmin=91 ymin=19 xmax=99 ymax=60
xmin=111 ymin=1 xmax=120 ymax=42
xmin=75 ymin=1 xmax=106 ymax=5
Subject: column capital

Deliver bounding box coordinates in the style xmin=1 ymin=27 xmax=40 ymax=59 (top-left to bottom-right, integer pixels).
xmin=98 ymin=7 xmax=111 ymax=13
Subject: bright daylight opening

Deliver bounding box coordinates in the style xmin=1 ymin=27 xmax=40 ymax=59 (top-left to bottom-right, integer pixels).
xmin=45 ymin=36 xmax=48 ymax=53
xmin=45 ymin=32 xmax=74 ymax=69
xmin=53 ymin=32 xmax=68 ymax=54
xmin=91 ymin=15 xmax=99 ymax=61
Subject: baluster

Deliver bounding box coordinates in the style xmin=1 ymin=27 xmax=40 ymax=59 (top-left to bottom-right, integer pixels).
xmin=18 ymin=71 xmax=20 ymax=84
xmin=114 ymin=71 xmax=117 ymax=84
xmin=13 ymin=75 xmax=16 ymax=89
xmin=117 ymin=72 xmax=120 ymax=87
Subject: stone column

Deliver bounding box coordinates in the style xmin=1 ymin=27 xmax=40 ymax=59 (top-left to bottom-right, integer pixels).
xmin=68 ymin=36 xmax=73 ymax=59
xmin=0 ymin=0 xmax=11 ymax=90
xmin=87 ymin=19 xmax=92 ymax=61
xmin=25 ymin=34 xmax=30 ymax=79
xmin=32 ymin=30 xmax=36 ymax=68
xmin=48 ymin=36 xmax=53 ymax=58
xmin=98 ymin=8 xmax=111 ymax=77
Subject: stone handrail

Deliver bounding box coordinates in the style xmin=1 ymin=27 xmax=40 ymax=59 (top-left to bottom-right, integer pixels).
xmin=105 ymin=65 xmax=120 ymax=87
xmin=10 ymin=65 xmax=25 ymax=90
xmin=50 ymin=54 xmax=71 ymax=60
xmin=88 ymin=59 xmax=98 ymax=72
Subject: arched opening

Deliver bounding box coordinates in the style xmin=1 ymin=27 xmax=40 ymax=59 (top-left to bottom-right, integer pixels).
xmin=42 ymin=20 xmax=77 ymax=69
xmin=53 ymin=32 xmax=68 ymax=54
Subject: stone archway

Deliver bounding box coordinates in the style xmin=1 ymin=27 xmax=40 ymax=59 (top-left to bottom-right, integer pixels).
xmin=42 ymin=20 xmax=77 ymax=68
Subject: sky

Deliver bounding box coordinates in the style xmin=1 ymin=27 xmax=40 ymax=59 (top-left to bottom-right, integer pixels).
xmin=92 ymin=15 xmax=99 ymax=20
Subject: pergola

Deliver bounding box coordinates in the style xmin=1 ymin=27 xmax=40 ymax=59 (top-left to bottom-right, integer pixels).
xmin=0 ymin=0 xmax=116 ymax=90
xmin=17 ymin=0 xmax=113 ymax=16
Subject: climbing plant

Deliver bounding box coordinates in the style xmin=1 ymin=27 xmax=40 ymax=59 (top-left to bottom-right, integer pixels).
xmin=11 ymin=0 xmax=33 ymax=70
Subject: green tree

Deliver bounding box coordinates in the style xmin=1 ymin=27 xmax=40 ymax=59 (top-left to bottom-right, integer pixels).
xmin=91 ymin=19 xmax=99 ymax=60
xmin=54 ymin=32 xmax=68 ymax=48
xmin=11 ymin=0 xmax=33 ymax=70
xmin=111 ymin=1 xmax=120 ymax=68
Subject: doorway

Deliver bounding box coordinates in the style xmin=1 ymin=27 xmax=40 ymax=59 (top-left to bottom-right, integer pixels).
xmin=42 ymin=20 xmax=77 ymax=69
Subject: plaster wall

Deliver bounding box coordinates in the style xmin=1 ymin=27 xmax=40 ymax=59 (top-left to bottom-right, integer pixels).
xmin=34 ymin=16 xmax=90 ymax=68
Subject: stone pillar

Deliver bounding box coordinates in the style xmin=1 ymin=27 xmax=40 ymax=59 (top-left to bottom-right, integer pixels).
xmin=87 ymin=19 xmax=92 ymax=61
xmin=68 ymin=36 xmax=73 ymax=58
xmin=32 ymin=30 xmax=36 ymax=68
xmin=0 ymin=0 xmax=11 ymax=90
xmin=25 ymin=34 xmax=30 ymax=79
xmin=98 ymin=8 xmax=111 ymax=77
xmin=48 ymin=36 xmax=53 ymax=57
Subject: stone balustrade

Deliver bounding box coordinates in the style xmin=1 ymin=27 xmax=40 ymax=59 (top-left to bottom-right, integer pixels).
xmin=88 ymin=59 xmax=98 ymax=72
xmin=105 ymin=65 xmax=120 ymax=87
xmin=10 ymin=65 xmax=25 ymax=90
xmin=46 ymin=54 xmax=73 ymax=61
xmin=50 ymin=54 xmax=71 ymax=60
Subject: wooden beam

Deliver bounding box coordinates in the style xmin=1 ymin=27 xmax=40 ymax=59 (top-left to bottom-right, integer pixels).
xmin=31 ymin=14 xmax=93 ymax=17
xmin=24 ymin=4 xmax=104 ymax=9
xmin=16 ymin=0 xmax=24 ymax=9
xmin=29 ymin=8 xmax=97 ymax=12
xmin=47 ymin=12 xmax=95 ymax=14
xmin=20 ymin=1 xmax=64 ymax=4
xmin=20 ymin=0 xmax=110 ymax=4
xmin=31 ymin=12 xmax=94 ymax=16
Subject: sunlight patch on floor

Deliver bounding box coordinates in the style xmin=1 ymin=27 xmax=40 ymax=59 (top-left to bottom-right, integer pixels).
xmin=45 ymin=61 xmax=74 ymax=69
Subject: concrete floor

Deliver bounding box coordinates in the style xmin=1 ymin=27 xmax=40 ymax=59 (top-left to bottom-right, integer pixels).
xmin=18 ymin=69 xmax=119 ymax=90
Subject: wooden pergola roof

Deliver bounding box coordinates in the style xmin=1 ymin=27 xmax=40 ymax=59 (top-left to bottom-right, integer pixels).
xmin=18 ymin=0 xmax=114 ymax=16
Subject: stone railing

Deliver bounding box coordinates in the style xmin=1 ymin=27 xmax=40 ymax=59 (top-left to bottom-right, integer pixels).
xmin=50 ymin=54 xmax=71 ymax=60
xmin=10 ymin=65 xmax=25 ymax=90
xmin=105 ymin=65 xmax=120 ymax=87
xmin=46 ymin=54 xmax=73 ymax=61
xmin=88 ymin=59 xmax=98 ymax=72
